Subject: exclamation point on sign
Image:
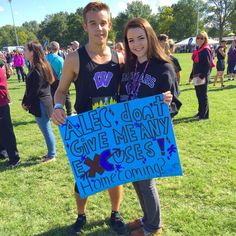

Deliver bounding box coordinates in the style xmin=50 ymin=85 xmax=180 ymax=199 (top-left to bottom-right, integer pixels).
xmin=157 ymin=138 xmax=165 ymax=155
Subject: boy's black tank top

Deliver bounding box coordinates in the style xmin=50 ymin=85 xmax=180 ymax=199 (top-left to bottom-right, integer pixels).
xmin=74 ymin=46 xmax=120 ymax=114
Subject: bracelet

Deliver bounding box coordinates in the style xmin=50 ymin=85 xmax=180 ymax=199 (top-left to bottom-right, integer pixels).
xmin=54 ymin=103 xmax=64 ymax=110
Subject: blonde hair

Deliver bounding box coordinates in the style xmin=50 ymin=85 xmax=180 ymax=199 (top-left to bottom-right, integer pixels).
xmin=197 ymin=31 xmax=209 ymax=45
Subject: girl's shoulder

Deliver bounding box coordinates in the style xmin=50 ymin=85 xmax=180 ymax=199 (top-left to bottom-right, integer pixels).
xmin=151 ymin=57 xmax=173 ymax=70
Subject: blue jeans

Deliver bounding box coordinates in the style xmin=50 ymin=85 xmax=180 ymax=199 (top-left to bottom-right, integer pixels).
xmin=35 ymin=102 xmax=56 ymax=157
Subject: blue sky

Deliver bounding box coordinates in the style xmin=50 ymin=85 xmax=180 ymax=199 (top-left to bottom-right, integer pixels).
xmin=0 ymin=0 xmax=177 ymax=27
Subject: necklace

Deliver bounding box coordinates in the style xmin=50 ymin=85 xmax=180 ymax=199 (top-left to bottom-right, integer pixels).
xmin=127 ymin=60 xmax=149 ymax=100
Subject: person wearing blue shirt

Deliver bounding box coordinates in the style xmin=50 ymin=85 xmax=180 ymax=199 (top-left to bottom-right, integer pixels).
xmin=47 ymin=41 xmax=72 ymax=116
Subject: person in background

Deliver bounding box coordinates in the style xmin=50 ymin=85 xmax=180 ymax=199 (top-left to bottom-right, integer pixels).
xmin=6 ymin=52 xmax=14 ymax=76
xmin=213 ymin=40 xmax=227 ymax=88
xmin=168 ymin=39 xmax=182 ymax=86
xmin=158 ymin=35 xmax=181 ymax=110
xmin=13 ymin=50 xmax=26 ymax=82
xmin=0 ymin=62 xmax=20 ymax=167
xmin=22 ymin=41 xmax=56 ymax=163
xmin=46 ymin=41 xmax=72 ymax=116
xmin=157 ymin=34 xmax=169 ymax=53
xmin=120 ymin=18 xmax=180 ymax=236
xmin=115 ymin=42 xmax=125 ymax=57
xmin=227 ymin=40 xmax=236 ymax=81
xmin=191 ymin=31 xmax=212 ymax=120
xmin=70 ymin=40 xmax=80 ymax=51
xmin=0 ymin=52 xmax=11 ymax=80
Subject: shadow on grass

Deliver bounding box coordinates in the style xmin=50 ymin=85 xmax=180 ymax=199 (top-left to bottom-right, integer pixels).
xmin=173 ymin=116 xmax=198 ymax=125
xmin=0 ymin=156 xmax=42 ymax=173
xmin=13 ymin=120 xmax=36 ymax=127
xmin=180 ymin=80 xmax=236 ymax=93
xmin=208 ymin=84 xmax=236 ymax=92
xmin=34 ymin=219 xmax=125 ymax=236
xmin=179 ymin=86 xmax=195 ymax=93
xmin=8 ymin=87 xmax=22 ymax=91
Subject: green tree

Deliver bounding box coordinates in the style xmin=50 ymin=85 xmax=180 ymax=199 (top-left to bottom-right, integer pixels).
xmin=114 ymin=1 xmax=155 ymax=41
xmin=38 ymin=12 xmax=69 ymax=47
xmin=17 ymin=27 xmax=38 ymax=45
xmin=22 ymin=21 xmax=40 ymax=36
xmin=0 ymin=25 xmax=15 ymax=47
xmin=65 ymin=8 xmax=87 ymax=46
xmin=229 ymin=9 xmax=236 ymax=34
xmin=170 ymin=0 xmax=205 ymax=41
xmin=205 ymin=0 xmax=236 ymax=40
xmin=156 ymin=6 xmax=174 ymax=37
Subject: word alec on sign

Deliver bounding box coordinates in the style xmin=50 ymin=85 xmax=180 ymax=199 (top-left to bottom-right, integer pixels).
xmin=59 ymin=95 xmax=182 ymax=198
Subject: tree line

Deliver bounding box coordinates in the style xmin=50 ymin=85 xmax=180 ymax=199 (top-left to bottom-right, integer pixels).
xmin=0 ymin=0 xmax=235 ymax=48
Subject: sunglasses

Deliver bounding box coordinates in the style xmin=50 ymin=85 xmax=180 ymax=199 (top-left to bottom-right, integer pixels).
xmin=196 ymin=37 xmax=204 ymax=40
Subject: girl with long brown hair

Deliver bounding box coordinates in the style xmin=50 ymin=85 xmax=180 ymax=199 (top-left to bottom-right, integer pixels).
xmin=120 ymin=18 xmax=181 ymax=236
xmin=22 ymin=41 xmax=56 ymax=162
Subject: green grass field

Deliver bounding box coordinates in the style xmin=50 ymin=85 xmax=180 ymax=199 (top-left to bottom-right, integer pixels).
xmin=0 ymin=53 xmax=236 ymax=236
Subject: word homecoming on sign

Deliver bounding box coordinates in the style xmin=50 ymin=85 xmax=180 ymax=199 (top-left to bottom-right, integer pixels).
xmin=59 ymin=94 xmax=182 ymax=198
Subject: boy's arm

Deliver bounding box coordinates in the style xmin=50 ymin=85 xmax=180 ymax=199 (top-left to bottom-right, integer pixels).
xmin=52 ymin=51 xmax=80 ymax=125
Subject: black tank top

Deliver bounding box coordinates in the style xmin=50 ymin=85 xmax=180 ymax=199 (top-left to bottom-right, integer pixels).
xmin=216 ymin=46 xmax=225 ymax=60
xmin=74 ymin=46 xmax=120 ymax=114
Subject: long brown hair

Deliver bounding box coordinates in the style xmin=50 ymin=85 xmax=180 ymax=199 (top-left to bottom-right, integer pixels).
xmin=26 ymin=41 xmax=54 ymax=84
xmin=124 ymin=18 xmax=171 ymax=71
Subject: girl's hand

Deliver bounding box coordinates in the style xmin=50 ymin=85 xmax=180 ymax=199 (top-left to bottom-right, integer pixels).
xmin=163 ymin=91 xmax=172 ymax=106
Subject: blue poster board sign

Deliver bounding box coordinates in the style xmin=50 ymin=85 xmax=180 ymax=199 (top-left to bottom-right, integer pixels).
xmin=59 ymin=95 xmax=182 ymax=198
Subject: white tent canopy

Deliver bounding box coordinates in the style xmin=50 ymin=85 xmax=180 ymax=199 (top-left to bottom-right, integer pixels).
xmin=175 ymin=37 xmax=219 ymax=46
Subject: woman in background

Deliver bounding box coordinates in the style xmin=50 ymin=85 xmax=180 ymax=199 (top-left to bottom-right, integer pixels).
xmin=191 ymin=31 xmax=212 ymax=120
xmin=22 ymin=41 xmax=56 ymax=162
xmin=13 ymin=50 xmax=26 ymax=82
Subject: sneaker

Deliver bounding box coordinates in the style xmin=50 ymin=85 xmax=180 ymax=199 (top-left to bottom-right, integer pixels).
xmin=131 ymin=227 xmax=162 ymax=236
xmin=73 ymin=214 xmax=86 ymax=235
xmin=42 ymin=156 xmax=56 ymax=163
xmin=0 ymin=150 xmax=8 ymax=160
xmin=110 ymin=211 xmax=127 ymax=235
xmin=8 ymin=159 xmax=20 ymax=168
xmin=128 ymin=218 xmax=143 ymax=231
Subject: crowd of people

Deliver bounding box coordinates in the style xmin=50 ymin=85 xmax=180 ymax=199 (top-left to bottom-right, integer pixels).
xmin=0 ymin=1 xmax=236 ymax=236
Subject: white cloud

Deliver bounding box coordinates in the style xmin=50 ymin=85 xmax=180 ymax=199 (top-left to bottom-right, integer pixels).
xmin=158 ymin=0 xmax=172 ymax=6
xmin=128 ymin=0 xmax=148 ymax=3
xmin=0 ymin=6 xmax=4 ymax=12
xmin=114 ymin=0 xmax=173 ymax=16
xmin=116 ymin=1 xmax=127 ymax=14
